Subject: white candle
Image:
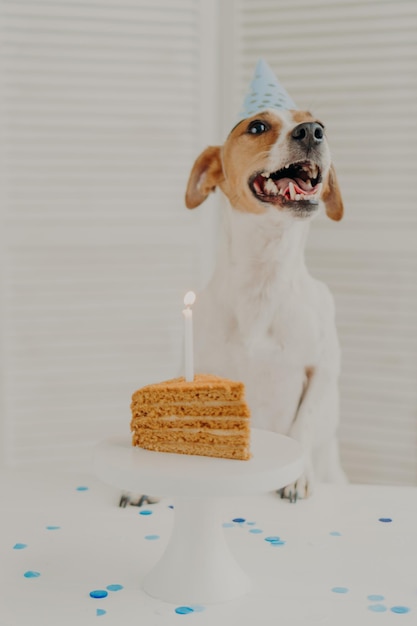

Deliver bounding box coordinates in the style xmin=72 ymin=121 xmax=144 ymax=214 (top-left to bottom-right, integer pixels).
xmin=182 ymin=291 xmax=196 ymax=382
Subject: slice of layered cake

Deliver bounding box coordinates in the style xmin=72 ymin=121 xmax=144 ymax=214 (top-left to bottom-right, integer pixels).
xmin=130 ymin=374 xmax=251 ymax=460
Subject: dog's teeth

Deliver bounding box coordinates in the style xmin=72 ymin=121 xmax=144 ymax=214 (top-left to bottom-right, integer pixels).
xmin=289 ymin=181 xmax=296 ymax=200
xmin=261 ymin=172 xmax=270 ymax=178
xmin=264 ymin=178 xmax=278 ymax=195
xmin=295 ymin=194 xmax=302 ymax=200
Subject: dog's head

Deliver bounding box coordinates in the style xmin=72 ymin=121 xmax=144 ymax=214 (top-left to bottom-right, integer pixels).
xmin=185 ymin=109 xmax=343 ymax=221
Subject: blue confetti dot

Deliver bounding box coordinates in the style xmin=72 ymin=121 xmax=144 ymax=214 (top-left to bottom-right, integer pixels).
xmin=232 ymin=518 xmax=246 ymax=523
xmin=96 ymin=609 xmax=107 ymax=616
xmin=368 ymin=594 xmax=385 ymax=602
xmin=90 ymin=590 xmax=108 ymax=599
xmin=46 ymin=526 xmax=61 ymax=530
xmin=249 ymin=528 xmax=263 ymax=534
xmin=76 ymin=486 xmax=89 ymax=491
xmin=378 ymin=517 xmax=392 ymax=523
xmin=13 ymin=543 xmax=27 ymax=550
xmin=246 ymin=521 xmax=256 ymax=526
xmin=330 ymin=531 xmax=342 ymax=536
xmin=368 ymin=604 xmax=387 ymax=612
xmin=145 ymin=535 xmax=160 ymax=541
xmin=175 ymin=606 xmax=194 ymax=615
xmin=168 ymin=505 xmax=174 ymax=509
xmin=391 ymin=606 xmax=410 ymax=614
xmin=106 ymin=584 xmax=123 ymax=592
xmin=24 ymin=571 xmax=40 ymax=578
xmin=265 ymin=536 xmax=281 ymax=542
xmin=270 ymin=539 xmax=286 ymax=546
xmin=332 ymin=587 xmax=349 ymax=594
xmin=139 ymin=510 xmax=153 ymax=516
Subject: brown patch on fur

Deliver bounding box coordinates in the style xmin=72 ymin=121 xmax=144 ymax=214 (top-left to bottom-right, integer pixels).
xmin=185 ymin=146 xmax=224 ymax=209
xmin=291 ymin=110 xmax=315 ymax=124
xmin=322 ymin=164 xmax=344 ymax=221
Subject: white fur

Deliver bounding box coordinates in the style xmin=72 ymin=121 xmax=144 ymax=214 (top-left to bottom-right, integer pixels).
xmin=190 ymin=112 xmax=347 ymax=497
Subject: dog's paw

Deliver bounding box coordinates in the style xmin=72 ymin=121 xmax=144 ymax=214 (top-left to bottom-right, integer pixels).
xmin=277 ymin=473 xmax=312 ymax=503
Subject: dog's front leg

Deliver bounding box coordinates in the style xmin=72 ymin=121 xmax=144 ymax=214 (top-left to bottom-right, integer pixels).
xmin=282 ymin=365 xmax=340 ymax=500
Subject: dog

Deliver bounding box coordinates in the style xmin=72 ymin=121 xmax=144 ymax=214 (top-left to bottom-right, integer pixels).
xmin=185 ymin=108 xmax=347 ymax=499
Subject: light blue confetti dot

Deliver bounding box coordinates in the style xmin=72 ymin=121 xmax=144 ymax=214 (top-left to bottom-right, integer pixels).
xmin=145 ymin=535 xmax=160 ymax=541
xmin=265 ymin=536 xmax=281 ymax=542
xmin=332 ymin=587 xmax=349 ymax=594
xmin=246 ymin=521 xmax=256 ymax=526
xmin=96 ymin=609 xmax=107 ymax=616
xmin=222 ymin=522 xmax=235 ymax=528
xmin=90 ymin=590 xmax=108 ymax=599
xmin=232 ymin=518 xmax=246 ymax=523
xmin=24 ymin=571 xmax=40 ymax=578
xmin=368 ymin=604 xmax=387 ymax=613
xmin=368 ymin=594 xmax=385 ymax=602
xmin=106 ymin=584 xmax=124 ymax=592
xmin=139 ymin=509 xmax=153 ymax=516
xmin=390 ymin=606 xmax=410 ymax=614
xmin=249 ymin=528 xmax=263 ymax=534
xmin=46 ymin=526 xmax=61 ymax=530
xmin=175 ymin=606 xmax=194 ymax=615
xmin=270 ymin=539 xmax=286 ymax=546
xmin=13 ymin=543 xmax=27 ymax=550
xmin=330 ymin=531 xmax=342 ymax=536
xmin=76 ymin=486 xmax=89 ymax=491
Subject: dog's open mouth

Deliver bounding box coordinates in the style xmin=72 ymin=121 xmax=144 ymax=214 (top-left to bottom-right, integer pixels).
xmin=249 ymin=160 xmax=323 ymax=205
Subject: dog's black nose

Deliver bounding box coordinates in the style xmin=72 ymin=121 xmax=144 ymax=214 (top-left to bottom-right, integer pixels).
xmin=291 ymin=122 xmax=324 ymax=146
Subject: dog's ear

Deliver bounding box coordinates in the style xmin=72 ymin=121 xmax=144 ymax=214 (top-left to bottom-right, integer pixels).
xmin=185 ymin=146 xmax=224 ymax=209
xmin=322 ymin=164 xmax=344 ymax=221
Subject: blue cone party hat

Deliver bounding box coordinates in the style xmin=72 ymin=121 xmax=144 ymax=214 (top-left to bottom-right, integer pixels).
xmin=237 ymin=58 xmax=297 ymax=122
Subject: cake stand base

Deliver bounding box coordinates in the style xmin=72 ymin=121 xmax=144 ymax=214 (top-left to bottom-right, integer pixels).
xmin=143 ymin=496 xmax=250 ymax=604
xmin=94 ymin=429 xmax=303 ymax=604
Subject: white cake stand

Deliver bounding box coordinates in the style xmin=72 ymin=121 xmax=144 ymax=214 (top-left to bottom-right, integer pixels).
xmin=94 ymin=429 xmax=303 ymax=605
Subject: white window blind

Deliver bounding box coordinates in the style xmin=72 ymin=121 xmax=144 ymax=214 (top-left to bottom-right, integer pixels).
xmin=0 ymin=0 xmax=220 ymax=469
xmin=228 ymin=0 xmax=417 ymax=485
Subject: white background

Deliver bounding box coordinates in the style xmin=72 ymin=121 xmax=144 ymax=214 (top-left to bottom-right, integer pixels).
xmin=0 ymin=0 xmax=416 ymax=485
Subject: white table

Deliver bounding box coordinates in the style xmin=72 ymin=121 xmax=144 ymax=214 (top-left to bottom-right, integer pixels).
xmin=1 ymin=467 xmax=416 ymax=625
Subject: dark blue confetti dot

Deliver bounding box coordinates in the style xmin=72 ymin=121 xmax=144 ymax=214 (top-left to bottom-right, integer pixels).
xmin=175 ymin=606 xmax=194 ymax=615
xmin=368 ymin=594 xmax=385 ymax=601
xmin=24 ymin=571 xmax=40 ymax=578
xmin=139 ymin=510 xmax=153 ymax=516
xmin=232 ymin=518 xmax=246 ymax=523
xmin=96 ymin=609 xmax=107 ymax=616
xmin=106 ymin=584 xmax=123 ymax=592
xmin=76 ymin=486 xmax=89 ymax=491
xmin=90 ymin=590 xmax=108 ymax=599
xmin=390 ymin=606 xmax=410 ymax=614
xmin=168 ymin=505 xmax=174 ymax=509
xmin=378 ymin=517 xmax=392 ymax=523
xmin=13 ymin=543 xmax=27 ymax=550
xmin=331 ymin=587 xmax=349 ymax=594
xmin=368 ymin=604 xmax=387 ymax=612
xmin=145 ymin=535 xmax=160 ymax=541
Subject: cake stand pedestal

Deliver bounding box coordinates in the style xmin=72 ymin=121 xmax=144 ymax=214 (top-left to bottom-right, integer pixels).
xmin=94 ymin=429 xmax=303 ymax=605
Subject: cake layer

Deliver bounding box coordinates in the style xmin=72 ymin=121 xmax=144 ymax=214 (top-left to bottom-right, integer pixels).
xmin=131 ymin=416 xmax=248 ymax=431
xmin=131 ymin=403 xmax=250 ymax=418
xmin=133 ymin=429 xmax=249 ymax=447
xmin=132 ymin=374 xmax=244 ymax=405
xmin=134 ymin=438 xmax=250 ymax=461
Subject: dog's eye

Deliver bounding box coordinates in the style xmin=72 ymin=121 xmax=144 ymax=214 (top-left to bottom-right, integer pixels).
xmin=248 ymin=120 xmax=268 ymax=135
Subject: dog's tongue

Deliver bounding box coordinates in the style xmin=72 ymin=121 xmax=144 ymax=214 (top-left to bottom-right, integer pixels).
xmin=276 ymin=177 xmax=314 ymax=194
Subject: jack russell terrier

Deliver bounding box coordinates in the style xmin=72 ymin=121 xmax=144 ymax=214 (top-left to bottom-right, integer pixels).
xmin=185 ymin=106 xmax=347 ymax=500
